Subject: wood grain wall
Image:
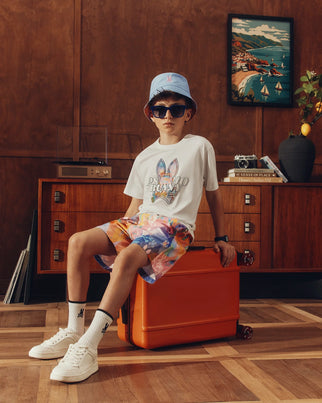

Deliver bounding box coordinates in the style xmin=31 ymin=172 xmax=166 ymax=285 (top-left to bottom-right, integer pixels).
xmin=1 ymin=0 xmax=321 ymax=293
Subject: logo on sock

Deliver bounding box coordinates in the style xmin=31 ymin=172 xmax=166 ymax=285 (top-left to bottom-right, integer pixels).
xmin=77 ymin=308 xmax=84 ymax=318
xmin=101 ymin=323 xmax=109 ymax=334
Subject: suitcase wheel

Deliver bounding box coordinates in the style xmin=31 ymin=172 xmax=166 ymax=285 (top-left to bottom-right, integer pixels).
xmin=236 ymin=324 xmax=253 ymax=340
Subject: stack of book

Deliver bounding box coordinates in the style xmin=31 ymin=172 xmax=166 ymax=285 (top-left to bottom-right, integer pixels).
xmin=223 ymin=168 xmax=283 ymax=183
xmin=223 ymin=156 xmax=288 ymax=183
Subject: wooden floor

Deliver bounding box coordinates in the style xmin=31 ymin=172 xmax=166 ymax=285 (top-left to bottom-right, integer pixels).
xmin=0 ymin=299 xmax=322 ymax=403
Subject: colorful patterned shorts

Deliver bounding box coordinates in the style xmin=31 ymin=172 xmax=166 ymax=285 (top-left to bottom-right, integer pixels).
xmin=95 ymin=213 xmax=192 ymax=284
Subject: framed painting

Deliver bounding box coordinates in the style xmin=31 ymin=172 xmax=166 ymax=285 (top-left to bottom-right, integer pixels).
xmin=227 ymin=14 xmax=294 ymax=107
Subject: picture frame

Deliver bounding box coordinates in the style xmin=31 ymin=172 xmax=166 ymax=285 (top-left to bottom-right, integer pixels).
xmin=227 ymin=14 xmax=294 ymax=107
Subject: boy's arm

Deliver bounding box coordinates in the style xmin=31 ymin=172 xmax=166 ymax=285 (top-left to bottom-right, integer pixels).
xmin=205 ymin=188 xmax=236 ymax=267
xmin=124 ymin=197 xmax=143 ymax=218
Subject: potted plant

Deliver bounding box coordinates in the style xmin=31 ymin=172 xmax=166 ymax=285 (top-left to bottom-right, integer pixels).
xmin=279 ymin=70 xmax=322 ymax=182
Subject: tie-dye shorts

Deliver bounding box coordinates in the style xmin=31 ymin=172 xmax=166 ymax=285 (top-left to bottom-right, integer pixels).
xmin=94 ymin=213 xmax=192 ymax=284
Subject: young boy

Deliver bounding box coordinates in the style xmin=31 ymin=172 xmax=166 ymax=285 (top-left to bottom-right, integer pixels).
xmin=29 ymin=72 xmax=235 ymax=383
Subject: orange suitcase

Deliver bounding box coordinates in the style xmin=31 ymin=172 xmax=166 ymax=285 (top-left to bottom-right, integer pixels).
xmin=117 ymin=248 xmax=252 ymax=349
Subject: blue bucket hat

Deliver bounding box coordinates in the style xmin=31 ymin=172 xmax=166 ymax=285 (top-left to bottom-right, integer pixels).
xmin=144 ymin=72 xmax=197 ymax=120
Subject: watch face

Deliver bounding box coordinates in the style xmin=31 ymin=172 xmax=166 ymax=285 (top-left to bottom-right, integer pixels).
xmin=215 ymin=236 xmax=228 ymax=242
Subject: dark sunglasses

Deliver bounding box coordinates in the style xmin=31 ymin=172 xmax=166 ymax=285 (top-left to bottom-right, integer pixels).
xmin=150 ymin=104 xmax=186 ymax=119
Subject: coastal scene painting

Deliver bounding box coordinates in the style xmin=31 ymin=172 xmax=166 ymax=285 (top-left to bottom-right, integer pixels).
xmin=228 ymin=15 xmax=293 ymax=106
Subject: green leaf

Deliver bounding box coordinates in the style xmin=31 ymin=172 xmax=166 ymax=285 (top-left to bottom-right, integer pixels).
xmin=294 ymin=87 xmax=304 ymax=95
xmin=300 ymin=75 xmax=309 ymax=82
xmin=306 ymin=70 xmax=312 ymax=80
xmin=303 ymin=83 xmax=314 ymax=93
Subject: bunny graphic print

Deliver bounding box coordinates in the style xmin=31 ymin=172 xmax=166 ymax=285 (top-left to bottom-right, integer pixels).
xmin=150 ymin=158 xmax=189 ymax=204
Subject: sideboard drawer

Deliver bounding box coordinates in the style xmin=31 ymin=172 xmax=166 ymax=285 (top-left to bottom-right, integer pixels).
xmin=41 ymin=182 xmax=129 ymax=212
xmin=198 ymin=185 xmax=261 ymax=214
xmin=195 ymin=213 xmax=260 ymax=242
xmin=42 ymin=212 xmax=122 ymax=241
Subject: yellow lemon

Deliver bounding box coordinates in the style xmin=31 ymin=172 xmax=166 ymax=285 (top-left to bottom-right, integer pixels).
xmin=301 ymin=123 xmax=311 ymax=136
xmin=316 ymin=101 xmax=322 ymax=113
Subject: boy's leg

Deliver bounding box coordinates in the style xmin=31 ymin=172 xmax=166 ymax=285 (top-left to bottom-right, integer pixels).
xmin=76 ymin=242 xmax=148 ymax=346
xmin=29 ymin=228 xmax=113 ymax=360
xmin=98 ymin=242 xmax=149 ymax=318
xmin=66 ymin=228 xmax=116 ymax=302
xmin=50 ymin=243 xmax=148 ymax=383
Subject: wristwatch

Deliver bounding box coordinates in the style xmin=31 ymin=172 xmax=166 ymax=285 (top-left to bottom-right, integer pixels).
xmin=214 ymin=235 xmax=229 ymax=242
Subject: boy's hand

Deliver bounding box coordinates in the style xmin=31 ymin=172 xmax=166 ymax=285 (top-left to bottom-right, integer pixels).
xmin=214 ymin=241 xmax=236 ymax=268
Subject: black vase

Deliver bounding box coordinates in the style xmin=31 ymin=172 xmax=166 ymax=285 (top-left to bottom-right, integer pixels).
xmin=278 ymin=135 xmax=315 ymax=182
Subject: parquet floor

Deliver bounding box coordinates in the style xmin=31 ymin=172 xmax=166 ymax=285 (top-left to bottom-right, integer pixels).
xmin=0 ymin=299 xmax=322 ymax=403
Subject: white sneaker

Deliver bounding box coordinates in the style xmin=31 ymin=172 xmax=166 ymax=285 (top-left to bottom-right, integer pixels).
xmin=29 ymin=328 xmax=81 ymax=359
xmin=50 ymin=343 xmax=98 ymax=383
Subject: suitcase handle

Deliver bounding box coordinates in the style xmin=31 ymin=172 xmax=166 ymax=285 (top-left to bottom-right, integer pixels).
xmin=236 ymin=250 xmax=255 ymax=266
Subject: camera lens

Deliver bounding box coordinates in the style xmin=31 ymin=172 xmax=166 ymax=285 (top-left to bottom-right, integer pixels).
xmin=238 ymin=159 xmax=249 ymax=168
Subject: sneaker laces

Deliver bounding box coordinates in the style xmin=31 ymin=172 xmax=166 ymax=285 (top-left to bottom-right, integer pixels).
xmin=61 ymin=344 xmax=88 ymax=368
xmin=43 ymin=328 xmax=72 ymax=346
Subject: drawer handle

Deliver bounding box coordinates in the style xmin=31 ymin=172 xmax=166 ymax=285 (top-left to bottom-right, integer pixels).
xmin=244 ymin=222 xmax=255 ymax=233
xmin=53 ymin=220 xmax=65 ymax=233
xmin=53 ymin=249 xmax=64 ymax=262
xmin=54 ymin=191 xmax=65 ymax=203
xmin=244 ymin=193 xmax=255 ymax=205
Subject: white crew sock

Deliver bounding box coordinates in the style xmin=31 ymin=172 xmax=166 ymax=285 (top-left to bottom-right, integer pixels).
xmin=67 ymin=300 xmax=86 ymax=335
xmin=78 ymin=309 xmax=114 ymax=349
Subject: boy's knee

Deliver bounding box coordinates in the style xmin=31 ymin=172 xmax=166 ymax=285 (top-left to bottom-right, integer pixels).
xmin=69 ymin=232 xmax=80 ymax=247
xmin=115 ymin=245 xmax=148 ymax=272
xmin=114 ymin=248 xmax=133 ymax=268
xmin=68 ymin=232 xmax=88 ymax=254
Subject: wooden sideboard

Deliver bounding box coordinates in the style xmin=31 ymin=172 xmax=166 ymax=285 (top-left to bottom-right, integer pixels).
xmin=37 ymin=179 xmax=322 ymax=274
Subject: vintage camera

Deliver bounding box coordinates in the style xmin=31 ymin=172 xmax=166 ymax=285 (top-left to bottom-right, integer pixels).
xmin=234 ymin=154 xmax=257 ymax=169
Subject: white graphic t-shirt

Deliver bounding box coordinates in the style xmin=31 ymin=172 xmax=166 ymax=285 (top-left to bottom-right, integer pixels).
xmin=124 ymin=134 xmax=219 ymax=233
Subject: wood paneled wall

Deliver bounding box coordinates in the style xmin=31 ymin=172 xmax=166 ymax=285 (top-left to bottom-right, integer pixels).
xmin=1 ymin=0 xmax=321 ymax=293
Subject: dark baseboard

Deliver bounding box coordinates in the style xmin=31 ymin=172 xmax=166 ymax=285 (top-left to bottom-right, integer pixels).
xmin=240 ymin=272 xmax=322 ymax=299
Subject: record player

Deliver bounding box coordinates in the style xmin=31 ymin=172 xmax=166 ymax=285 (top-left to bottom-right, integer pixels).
xmin=55 ymin=126 xmax=112 ymax=179
xmin=57 ymin=160 xmax=112 ymax=179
